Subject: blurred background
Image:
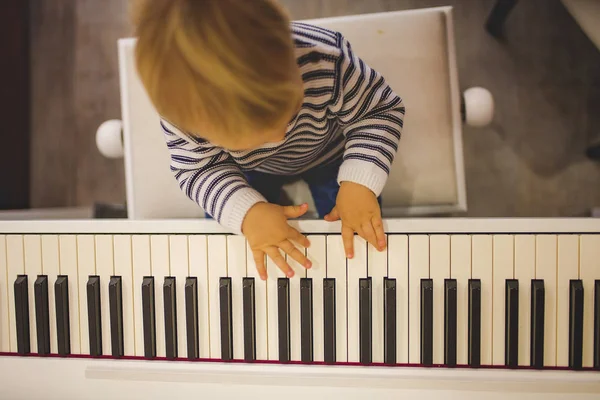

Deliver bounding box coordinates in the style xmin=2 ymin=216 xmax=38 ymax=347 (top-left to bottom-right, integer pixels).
xmin=1 ymin=0 xmax=600 ymax=218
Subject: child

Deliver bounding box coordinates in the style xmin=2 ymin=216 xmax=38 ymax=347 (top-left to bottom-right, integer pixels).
xmin=133 ymin=0 xmax=405 ymax=280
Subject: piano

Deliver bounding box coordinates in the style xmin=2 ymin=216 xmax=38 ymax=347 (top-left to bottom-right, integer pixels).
xmin=0 ymin=218 xmax=599 ymax=399
xmin=9 ymin=5 xmax=597 ymax=399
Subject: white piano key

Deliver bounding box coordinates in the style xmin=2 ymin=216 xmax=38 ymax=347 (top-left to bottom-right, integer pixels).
xmin=188 ymin=235 xmax=210 ymax=359
xmin=266 ymin=250 xmax=285 ymax=361
xmin=286 ymin=244 xmax=304 ymax=362
xmin=6 ymin=235 xmax=25 ymax=353
xmin=347 ymin=236 xmax=367 ymax=363
xmin=77 ymin=235 xmax=96 ymax=355
xmin=556 ymin=234 xmax=579 ymax=367
xmin=227 ymin=235 xmax=247 ymax=361
xmin=450 ymin=235 xmax=471 ymax=365
xmin=536 ymin=234 xmax=557 ymax=367
xmin=430 ymin=235 xmax=450 ymax=365
xmin=150 ymin=235 xmax=170 ymax=358
xmin=471 ymin=235 xmax=493 ymax=365
xmin=207 ymin=235 xmax=227 ymax=359
xmin=492 ymin=235 xmax=514 ymax=366
xmin=0 ymin=235 xmax=9 ymax=352
xmin=169 ymin=235 xmax=190 ymax=358
xmin=408 ymin=235 xmax=429 ymax=364
xmin=245 ymin=241 xmax=267 ymax=360
xmin=326 ymin=235 xmax=347 ymax=363
xmin=24 ymin=235 xmax=43 ymax=354
xmin=580 ymin=234 xmax=599 ymax=368
xmin=514 ymin=234 xmax=535 ymax=367
xmin=41 ymin=235 xmax=60 ymax=355
xmin=306 ymin=235 xmax=326 ymax=363
xmin=113 ymin=235 xmax=135 ymax=357
xmin=388 ymin=235 xmax=408 ymax=364
xmin=132 ymin=235 xmax=151 ymax=357
xmin=368 ymin=237 xmax=387 ymax=364
xmin=59 ymin=235 xmax=80 ymax=354
xmin=95 ymin=235 xmax=114 ymax=356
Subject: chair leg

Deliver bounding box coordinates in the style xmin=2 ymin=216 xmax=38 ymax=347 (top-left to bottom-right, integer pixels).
xmin=485 ymin=0 xmax=519 ymax=38
xmin=586 ymin=142 xmax=600 ymax=161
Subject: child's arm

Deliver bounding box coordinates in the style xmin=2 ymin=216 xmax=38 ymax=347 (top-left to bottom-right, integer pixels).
xmin=326 ymin=33 xmax=406 ymax=255
xmin=330 ymin=34 xmax=405 ymax=197
xmin=161 ymin=119 xmax=264 ymax=234
xmin=161 ymin=120 xmax=311 ymax=279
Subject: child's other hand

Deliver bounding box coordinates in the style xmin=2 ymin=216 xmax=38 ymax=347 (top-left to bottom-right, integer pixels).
xmin=242 ymin=202 xmax=312 ymax=280
xmin=324 ymin=181 xmax=386 ymax=258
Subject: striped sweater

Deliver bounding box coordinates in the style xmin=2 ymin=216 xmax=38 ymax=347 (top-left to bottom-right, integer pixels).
xmin=161 ymin=22 xmax=405 ymax=234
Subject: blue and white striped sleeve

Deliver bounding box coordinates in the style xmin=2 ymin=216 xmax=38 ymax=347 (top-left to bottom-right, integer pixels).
xmin=161 ymin=120 xmax=266 ymax=234
xmin=330 ymin=34 xmax=406 ymax=196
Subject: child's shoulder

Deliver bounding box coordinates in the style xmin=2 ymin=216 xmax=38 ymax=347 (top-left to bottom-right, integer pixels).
xmin=291 ymin=21 xmax=344 ymax=58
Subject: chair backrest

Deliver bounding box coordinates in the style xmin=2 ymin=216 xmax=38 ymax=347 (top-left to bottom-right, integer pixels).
xmin=117 ymin=6 xmax=466 ymax=220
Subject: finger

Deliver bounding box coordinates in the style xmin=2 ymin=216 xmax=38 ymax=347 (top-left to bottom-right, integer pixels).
xmin=280 ymin=239 xmax=311 ymax=269
xmin=361 ymin=221 xmax=379 ymax=250
xmin=288 ymin=227 xmax=311 ymax=248
xmin=265 ymin=246 xmax=294 ymax=278
xmin=324 ymin=207 xmax=340 ymax=222
xmin=282 ymin=203 xmax=309 ymax=219
xmin=342 ymin=224 xmax=355 ymax=258
xmin=372 ymin=216 xmax=386 ymax=250
xmin=252 ymin=250 xmax=268 ymax=280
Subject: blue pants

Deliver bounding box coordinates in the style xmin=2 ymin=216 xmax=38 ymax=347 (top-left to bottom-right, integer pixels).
xmin=245 ymin=158 xmax=343 ymax=218
xmin=206 ymin=158 xmax=381 ymax=219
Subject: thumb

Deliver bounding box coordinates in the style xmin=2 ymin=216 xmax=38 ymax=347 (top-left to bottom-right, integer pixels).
xmin=282 ymin=203 xmax=309 ymax=219
xmin=324 ymin=207 xmax=340 ymax=221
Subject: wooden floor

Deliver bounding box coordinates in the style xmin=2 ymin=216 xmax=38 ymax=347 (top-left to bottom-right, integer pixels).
xmin=29 ymin=0 xmax=600 ymax=217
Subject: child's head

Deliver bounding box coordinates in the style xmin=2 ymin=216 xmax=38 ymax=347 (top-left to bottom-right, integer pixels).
xmin=132 ymin=0 xmax=303 ymax=150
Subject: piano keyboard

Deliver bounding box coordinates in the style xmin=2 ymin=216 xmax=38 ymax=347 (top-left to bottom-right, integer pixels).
xmin=1 ymin=218 xmax=599 ymax=372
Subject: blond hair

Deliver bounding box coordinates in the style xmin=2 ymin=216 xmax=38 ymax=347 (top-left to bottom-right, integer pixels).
xmin=132 ymin=0 xmax=302 ymax=138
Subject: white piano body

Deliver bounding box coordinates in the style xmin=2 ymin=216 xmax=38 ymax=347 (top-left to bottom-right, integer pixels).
xmin=3 ymin=6 xmax=600 ymax=400
xmin=0 ymin=218 xmax=599 ymax=399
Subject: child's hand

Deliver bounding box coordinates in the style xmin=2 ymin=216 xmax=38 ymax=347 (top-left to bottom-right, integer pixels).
xmin=324 ymin=181 xmax=386 ymax=258
xmin=242 ymin=202 xmax=312 ymax=280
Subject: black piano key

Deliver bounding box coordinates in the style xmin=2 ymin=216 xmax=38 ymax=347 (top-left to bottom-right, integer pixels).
xmin=530 ymin=279 xmax=545 ymax=369
xmin=142 ymin=276 xmax=156 ymax=358
xmin=421 ymin=279 xmax=433 ymax=366
xmin=359 ymin=277 xmax=372 ymax=365
xmin=185 ymin=277 xmax=199 ymax=360
xmin=444 ymin=279 xmax=457 ymax=367
xmin=242 ymin=277 xmax=256 ymax=362
xmin=164 ymin=277 xmax=178 ymax=359
xmin=277 ymin=277 xmax=291 ymax=363
xmin=87 ymin=275 xmax=102 ymax=357
xmin=34 ymin=275 xmax=50 ymax=355
xmin=569 ymin=279 xmax=584 ymax=370
xmin=384 ymin=278 xmax=397 ymax=365
xmin=220 ymin=277 xmax=233 ymax=361
xmin=109 ymin=276 xmax=124 ymax=358
xmin=505 ymin=279 xmax=519 ymax=368
xmin=595 ymin=280 xmax=600 ymax=369
xmin=54 ymin=275 xmax=70 ymax=356
xmin=323 ymin=278 xmax=336 ymax=364
xmin=14 ymin=275 xmax=30 ymax=355
xmin=300 ymin=278 xmax=313 ymax=363
xmin=468 ymin=279 xmax=481 ymax=368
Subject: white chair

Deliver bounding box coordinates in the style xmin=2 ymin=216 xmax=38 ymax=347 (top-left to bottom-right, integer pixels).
xmin=97 ymin=7 xmax=494 ymax=220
